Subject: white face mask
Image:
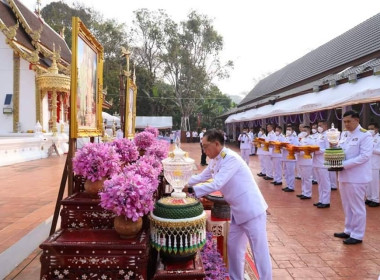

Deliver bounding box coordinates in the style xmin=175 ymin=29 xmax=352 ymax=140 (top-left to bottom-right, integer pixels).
xmin=312 ymin=128 xmax=317 ymax=134
xmin=286 ymin=130 xmax=292 ymax=136
xmin=368 ymin=130 xmax=375 ymax=136
xmin=275 ymin=131 xmax=280 ymax=136
xmin=317 ymin=126 xmax=323 ymax=133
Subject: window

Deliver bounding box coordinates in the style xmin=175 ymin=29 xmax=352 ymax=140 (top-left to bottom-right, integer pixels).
xmin=4 ymin=94 xmax=12 ymax=105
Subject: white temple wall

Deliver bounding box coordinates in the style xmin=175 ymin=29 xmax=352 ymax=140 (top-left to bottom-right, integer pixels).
xmin=19 ymin=58 xmax=36 ymax=132
xmin=0 ymin=32 xmax=14 ymax=133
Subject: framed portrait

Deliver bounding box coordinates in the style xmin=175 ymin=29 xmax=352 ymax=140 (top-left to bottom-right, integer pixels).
xmin=125 ymin=77 xmax=137 ymax=139
xmin=70 ymin=17 xmax=104 ymax=138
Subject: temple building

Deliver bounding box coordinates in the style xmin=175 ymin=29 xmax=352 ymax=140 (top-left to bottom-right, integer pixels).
xmin=223 ymin=12 xmax=380 ymax=138
xmin=0 ymin=0 xmax=112 ymax=166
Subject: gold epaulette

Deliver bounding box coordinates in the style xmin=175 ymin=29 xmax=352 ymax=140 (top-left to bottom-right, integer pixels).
xmin=221 ymin=151 xmax=227 ymax=159
xmin=360 ymin=128 xmax=367 ymax=132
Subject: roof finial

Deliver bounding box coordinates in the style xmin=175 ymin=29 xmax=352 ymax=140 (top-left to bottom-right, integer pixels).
xmin=35 ymin=0 xmax=41 ymax=16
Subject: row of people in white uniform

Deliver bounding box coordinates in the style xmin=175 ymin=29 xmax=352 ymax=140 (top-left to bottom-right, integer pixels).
xmin=254 ymin=121 xmax=380 ymax=208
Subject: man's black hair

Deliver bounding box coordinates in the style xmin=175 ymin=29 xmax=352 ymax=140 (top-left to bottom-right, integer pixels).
xmin=204 ymin=129 xmax=225 ymax=145
xmin=343 ymin=110 xmax=360 ymax=119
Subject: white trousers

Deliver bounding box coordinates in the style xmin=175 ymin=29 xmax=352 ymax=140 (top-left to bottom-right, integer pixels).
xmin=240 ymin=149 xmax=250 ymax=166
xmin=366 ymin=169 xmax=379 ymax=203
xmin=263 ymin=155 xmax=273 ymax=178
xmin=258 ymin=155 xmax=266 ymax=174
xmin=228 ymin=213 xmax=272 ymax=280
xmin=315 ymin=167 xmax=331 ymax=204
xmin=271 ymin=157 xmax=282 ymax=182
xmin=329 ymin=171 xmax=337 ymax=189
xmin=339 ymin=182 xmax=367 ymax=240
xmin=312 ymin=167 xmax=317 ymax=181
xmin=251 ymin=145 xmax=256 ymax=155
xmin=299 ymin=165 xmax=312 ymax=197
xmin=284 ymin=161 xmax=296 ymax=189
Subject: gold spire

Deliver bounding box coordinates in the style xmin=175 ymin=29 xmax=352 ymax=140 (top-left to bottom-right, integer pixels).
xmin=49 ymin=43 xmax=59 ymax=74
xmin=35 ymin=0 xmax=41 ymax=16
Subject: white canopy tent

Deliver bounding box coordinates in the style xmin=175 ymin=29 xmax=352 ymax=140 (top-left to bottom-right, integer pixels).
xmin=136 ymin=116 xmax=173 ymax=129
xmin=226 ymin=75 xmax=380 ymax=123
xmin=102 ymin=112 xmax=120 ymax=126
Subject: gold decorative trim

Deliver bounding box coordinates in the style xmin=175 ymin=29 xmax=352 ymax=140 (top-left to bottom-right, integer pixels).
xmin=13 ymin=52 xmax=20 ymax=132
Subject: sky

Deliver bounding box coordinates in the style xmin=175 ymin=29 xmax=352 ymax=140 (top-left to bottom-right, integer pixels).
xmin=22 ymin=0 xmax=380 ymax=100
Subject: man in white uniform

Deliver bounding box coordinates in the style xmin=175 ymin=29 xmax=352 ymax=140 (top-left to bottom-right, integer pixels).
xmin=249 ymin=128 xmax=256 ymax=155
xmin=312 ymin=120 xmax=331 ymax=208
xmin=199 ymin=128 xmax=208 ymax=166
xmin=238 ymin=128 xmax=252 ymax=165
xmin=188 ymin=129 xmax=272 ymax=280
xmin=263 ymin=124 xmax=276 ymax=180
xmin=282 ymin=125 xmax=299 ymax=192
xmin=270 ymin=126 xmax=285 ymax=185
xmin=365 ymin=122 xmax=380 ymax=207
xmin=296 ymin=126 xmax=314 ymax=200
xmin=334 ymin=110 xmax=373 ymax=244
xmin=256 ymin=127 xmax=267 ymax=177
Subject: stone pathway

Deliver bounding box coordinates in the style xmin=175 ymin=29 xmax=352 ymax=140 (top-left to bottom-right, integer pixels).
xmin=2 ymin=142 xmax=380 ymax=279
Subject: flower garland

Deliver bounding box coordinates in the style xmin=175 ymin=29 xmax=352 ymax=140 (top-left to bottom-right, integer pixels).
xmin=370 ymin=103 xmax=380 ymax=116
xmin=289 ymin=114 xmax=297 ymax=123
xmin=201 ymin=232 xmax=229 ymax=280
xmin=334 ymin=108 xmax=342 ymax=121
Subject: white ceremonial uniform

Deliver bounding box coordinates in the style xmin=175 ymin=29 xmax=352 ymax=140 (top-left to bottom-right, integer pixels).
xmin=249 ymin=131 xmax=256 ymax=155
xmin=263 ymin=131 xmax=276 ymax=178
xmin=329 ymin=171 xmax=337 ymax=189
xmin=189 ymin=148 xmax=272 ymax=280
xmin=366 ymin=132 xmax=380 ymax=203
xmin=256 ymin=133 xmax=267 ymax=175
xmin=298 ymin=135 xmax=315 ymax=197
xmin=238 ymin=133 xmax=252 ymax=165
xmin=295 ymin=132 xmax=303 ymax=178
xmin=338 ymin=125 xmax=373 ymax=240
xmin=271 ymin=133 xmax=286 ymax=183
xmin=313 ymin=131 xmax=331 ymax=204
xmin=282 ymin=134 xmax=299 ymax=190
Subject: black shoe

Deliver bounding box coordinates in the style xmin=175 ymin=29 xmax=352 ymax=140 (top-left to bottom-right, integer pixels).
xmin=365 ymin=199 xmax=371 ymax=205
xmin=343 ymin=237 xmax=362 ymax=245
xmin=331 ymin=188 xmax=338 ymax=191
xmin=283 ymin=188 xmax=294 ymax=192
xmin=257 ymin=173 xmax=266 ymax=177
xmin=317 ymin=203 xmax=330 ymax=208
xmin=296 ymin=194 xmax=303 ymax=197
xmin=295 ymin=176 xmax=301 ymax=180
xmin=270 ymin=181 xmax=276 ymax=184
xmin=263 ymin=176 xmax=274 ymax=180
xmin=334 ymin=232 xmax=350 ymax=239
xmin=313 ymin=202 xmax=321 ymax=206
xmin=201 ymin=163 xmax=208 ymax=166
xmin=273 ymin=182 xmax=282 ymax=185
xmin=312 ymin=180 xmax=318 ymax=185
xmin=368 ymin=201 xmax=380 ymax=207
xmin=300 ymin=195 xmax=311 ymax=200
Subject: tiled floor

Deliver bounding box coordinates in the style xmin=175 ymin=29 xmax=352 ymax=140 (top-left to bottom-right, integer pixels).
xmin=3 ymin=142 xmax=380 ymax=279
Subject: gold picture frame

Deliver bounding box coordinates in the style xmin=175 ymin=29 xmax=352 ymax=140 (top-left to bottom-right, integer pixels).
xmin=125 ymin=76 xmax=137 ymax=139
xmin=70 ymin=17 xmax=104 ymax=138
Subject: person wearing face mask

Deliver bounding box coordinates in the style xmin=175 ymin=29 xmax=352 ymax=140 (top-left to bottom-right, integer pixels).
xmin=270 ymin=126 xmax=286 ymax=185
xmin=256 ymin=127 xmax=267 ymax=177
xmin=295 ymin=123 xmax=305 ymax=180
xmin=263 ymin=124 xmax=276 ymax=180
xmin=238 ymin=128 xmax=252 ymax=166
xmin=312 ymin=120 xmax=332 ymax=208
xmin=282 ymin=125 xmax=300 ymax=192
xmin=199 ymin=128 xmax=208 ymax=166
xmin=311 ymin=123 xmax=319 ymax=185
xmin=334 ymin=110 xmax=373 ymax=245
xmin=249 ymin=129 xmax=256 ymax=156
xmin=365 ymin=122 xmax=380 ymax=207
xmin=296 ymin=126 xmax=315 ymax=200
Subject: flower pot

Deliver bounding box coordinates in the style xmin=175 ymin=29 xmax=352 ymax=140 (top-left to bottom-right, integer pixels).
xmin=114 ymin=216 xmax=143 ymax=239
xmin=84 ymin=178 xmax=106 ymax=195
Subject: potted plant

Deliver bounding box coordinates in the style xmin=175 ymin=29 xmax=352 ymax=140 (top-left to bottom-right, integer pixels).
xmin=72 ymin=143 xmax=121 ymax=194
xmin=99 ymin=170 xmax=156 ymax=238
